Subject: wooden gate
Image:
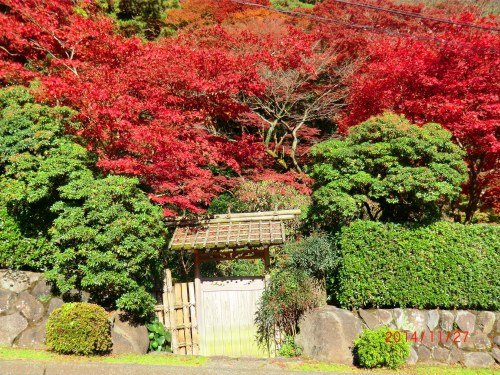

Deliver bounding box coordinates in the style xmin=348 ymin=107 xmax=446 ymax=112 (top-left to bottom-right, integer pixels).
xmin=198 ymin=277 xmax=267 ymax=357
xmin=154 ymin=270 xmax=269 ymax=357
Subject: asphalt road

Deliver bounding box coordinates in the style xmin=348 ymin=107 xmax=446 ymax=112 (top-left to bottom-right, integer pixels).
xmin=0 ymin=359 xmax=370 ymax=375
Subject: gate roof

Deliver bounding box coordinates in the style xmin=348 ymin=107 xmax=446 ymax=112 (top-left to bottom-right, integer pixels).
xmin=168 ymin=209 xmax=300 ymax=251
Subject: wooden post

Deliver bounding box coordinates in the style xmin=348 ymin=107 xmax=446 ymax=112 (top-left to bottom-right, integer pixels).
xmin=194 ymin=250 xmax=203 ymax=355
xmin=264 ymin=247 xmax=270 ymax=272
xmin=188 ymin=282 xmax=199 ymax=355
xmin=181 ymin=283 xmax=192 ymax=354
xmin=163 ymin=269 xmax=178 ymax=353
xmin=175 ymin=284 xmax=187 ymax=355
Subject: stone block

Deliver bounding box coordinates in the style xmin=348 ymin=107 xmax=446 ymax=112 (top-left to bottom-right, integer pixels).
xmin=440 ymin=311 xmax=454 ymax=332
xmin=477 ymin=311 xmax=495 ymax=334
xmin=427 ymin=309 xmax=439 ymax=331
xmin=15 ymin=291 xmax=44 ymax=322
xmin=394 ymin=308 xmax=404 ymax=329
xmin=406 ymin=346 xmax=418 ymax=365
xmin=417 ymin=345 xmax=432 ymax=362
xmin=0 ymin=289 xmax=17 ymax=315
xmin=463 ymin=352 xmax=494 ymax=368
xmin=0 ymin=270 xmax=39 ymax=293
xmin=358 ymin=309 xmax=392 ymax=329
xmin=0 ymin=312 xmax=28 ymax=346
xmin=472 ymin=332 xmax=491 ymax=350
xmin=493 ymin=336 xmax=500 ymax=347
xmin=432 ymin=347 xmax=449 ymax=363
xmin=31 ymin=279 xmax=52 ymax=300
xmin=110 ymin=311 xmax=149 ymax=355
xmin=47 ymin=298 xmax=64 ymax=314
xmin=378 ymin=309 xmax=392 ymax=325
xmin=421 ymin=328 xmax=439 ymax=349
xmin=492 ymin=347 xmax=500 ymax=364
xmin=448 ymin=347 xmax=464 ymax=364
xmin=16 ymin=318 xmax=47 ymax=349
xmin=297 ymin=306 xmax=363 ymax=365
xmin=400 ymin=309 xmax=427 ymax=334
xmin=455 ymin=311 xmax=476 ymax=333
xmin=359 ymin=309 xmax=379 ymax=329
xmin=456 ymin=331 xmax=475 ymax=350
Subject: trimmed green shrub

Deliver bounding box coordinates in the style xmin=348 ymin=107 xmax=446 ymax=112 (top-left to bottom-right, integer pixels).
xmin=334 ymin=220 xmax=500 ymax=310
xmin=354 ymin=327 xmax=410 ymax=369
xmin=46 ymin=303 xmax=112 ymax=355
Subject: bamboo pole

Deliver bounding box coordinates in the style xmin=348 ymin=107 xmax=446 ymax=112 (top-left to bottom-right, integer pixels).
xmin=175 ymin=284 xmax=187 ymax=355
xmin=188 ymin=282 xmax=199 ymax=355
xmin=181 ymin=283 xmax=192 ymax=354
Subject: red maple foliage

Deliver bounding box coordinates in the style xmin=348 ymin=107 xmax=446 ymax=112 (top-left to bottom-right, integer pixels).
xmin=341 ymin=19 xmax=500 ymax=220
xmin=1 ymin=0 xmax=498 ymax=220
xmin=0 ymin=0 xmax=276 ymax=215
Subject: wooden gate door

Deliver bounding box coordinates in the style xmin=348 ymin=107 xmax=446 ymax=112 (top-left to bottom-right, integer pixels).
xmin=198 ymin=277 xmax=267 ymax=357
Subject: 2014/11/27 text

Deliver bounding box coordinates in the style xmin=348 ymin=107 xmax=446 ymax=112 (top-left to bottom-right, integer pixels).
xmin=385 ymin=331 xmax=468 ymax=344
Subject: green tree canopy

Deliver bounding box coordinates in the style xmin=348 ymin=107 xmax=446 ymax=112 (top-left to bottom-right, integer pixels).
xmin=46 ymin=173 xmax=166 ymax=318
xmin=0 ymin=86 xmax=167 ymax=318
xmin=0 ymin=86 xmax=83 ymax=269
xmin=308 ymin=113 xmax=468 ymax=228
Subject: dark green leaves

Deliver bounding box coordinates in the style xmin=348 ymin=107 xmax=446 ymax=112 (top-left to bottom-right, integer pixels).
xmin=147 ymin=318 xmax=172 ymax=352
xmin=308 ymin=113 xmax=468 ymax=227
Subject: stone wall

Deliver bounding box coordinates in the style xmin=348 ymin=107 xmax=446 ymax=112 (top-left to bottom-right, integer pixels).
xmin=297 ymin=306 xmax=500 ymax=368
xmin=0 ymin=270 xmax=148 ymax=354
xmin=0 ymin=269 xmax=63 ymax=349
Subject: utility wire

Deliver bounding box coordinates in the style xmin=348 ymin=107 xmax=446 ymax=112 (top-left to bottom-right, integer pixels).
xmin=329 ymin=0 xmax=500 ymax=32
xmin=228 ymin=0 xmax=500 ymax=54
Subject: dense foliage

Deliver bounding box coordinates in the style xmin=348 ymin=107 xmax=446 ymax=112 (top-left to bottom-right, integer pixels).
xmin=46 ymin=174 xmax=166 ymax=318
xmin=0 ymin=0 xmax=498 ymax=333
xmin=46 ymin=302 xmax=112 ymax=355
xmin=1 ymin=0 xmax=495 ymax=221
xmin=0 ymin=87 xmax=166 ymax=318
xmin=0 ymin=86 xmax=84 ymax=270
xmin=344 ymin=22 xmax=500 ymax=221
xmin=334 ymin=220 xmax=500 ymax=310
xmin=309 ymin=113 xmax=468 ymax=227
xmin=354 ymin=327 xmax=410 ymax=370
xmin=283 ymin=234 xmax=338 ymax=280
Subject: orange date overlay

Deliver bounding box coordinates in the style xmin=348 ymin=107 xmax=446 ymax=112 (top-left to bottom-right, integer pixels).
xmin=385 ymin=330 xmax=469 ymax=344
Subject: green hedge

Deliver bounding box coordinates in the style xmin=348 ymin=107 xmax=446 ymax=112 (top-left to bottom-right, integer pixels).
xmin=334 ymin=221 xmax=500 ymax=310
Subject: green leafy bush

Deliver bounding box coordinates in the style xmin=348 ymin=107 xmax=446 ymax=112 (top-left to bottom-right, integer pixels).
xmin=0 ymin=86 xmax=82 ymax=271
xmin=308 ymin=113 xmax=467 ymax=228
xmin=46 ymin=174 xmax=167 ymax=319
xmin=46 ymin=303 xmax=112 ymax=355
xmin=147 ymin=318 xmax=172 ymax=352
xmin=334 ymin=220 xmax=500 ymax=310
xmin=0 ymin=205 xmax=53 ymax=270
xmin=284 ymin=234 xmax=339 ymax=280
xmin=278 ymin=335 xmax=302 ymax=357
xmin=354 ymin=327 xmax=410 ymax=369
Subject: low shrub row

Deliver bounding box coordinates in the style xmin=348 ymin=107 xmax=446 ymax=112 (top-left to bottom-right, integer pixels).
xmin=333 ymin=220 xmax=500 ymax=310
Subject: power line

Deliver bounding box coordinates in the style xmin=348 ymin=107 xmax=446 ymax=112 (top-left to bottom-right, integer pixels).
xmin=228 ymin=0 xmax=500 ymax=54
xmin=329 ymin=0 xmax=500 ymax=33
